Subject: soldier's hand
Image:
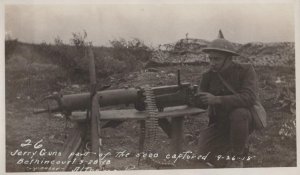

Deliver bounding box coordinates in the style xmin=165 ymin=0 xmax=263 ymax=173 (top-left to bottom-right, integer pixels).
xmin=196 ymin=92 xmax=221 ymax=105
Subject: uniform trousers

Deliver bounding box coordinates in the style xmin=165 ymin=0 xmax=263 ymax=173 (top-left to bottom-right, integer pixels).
xmin=198 ymin=108 xmax=253 ymax=164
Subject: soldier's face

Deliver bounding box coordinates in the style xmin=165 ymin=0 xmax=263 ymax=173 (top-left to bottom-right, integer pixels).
xmin=208 ymin=52 xmax=228 ymax=71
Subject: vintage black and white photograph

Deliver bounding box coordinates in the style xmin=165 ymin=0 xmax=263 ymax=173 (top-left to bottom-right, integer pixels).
xmin=3 ymin=0 xmax=298 ymax=174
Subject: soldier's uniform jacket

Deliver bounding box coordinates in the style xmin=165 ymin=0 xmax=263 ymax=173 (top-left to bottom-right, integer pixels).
xmin=200 ymin=62 xmax=258 ymax=126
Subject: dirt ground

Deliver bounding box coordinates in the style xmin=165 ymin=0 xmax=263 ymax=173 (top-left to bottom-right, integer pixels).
xmin=5 ymin=64 xmax=296 ymax=172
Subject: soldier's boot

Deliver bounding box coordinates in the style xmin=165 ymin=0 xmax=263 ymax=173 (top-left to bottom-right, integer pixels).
xmin=226 ymin=160 xmax=244 ymax=168
xmin=225 ymin=146 xmax=250 ymax=168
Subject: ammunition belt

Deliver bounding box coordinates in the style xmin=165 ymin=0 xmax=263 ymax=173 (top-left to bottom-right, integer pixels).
xmin=142 ymin=85 xmax=175 ymax=168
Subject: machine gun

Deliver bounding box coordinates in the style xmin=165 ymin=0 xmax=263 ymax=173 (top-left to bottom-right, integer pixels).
xmin=33 ymin=48 xmax=206 ymax=170
xmin=34 ymin=82 xmax=201 ymax=114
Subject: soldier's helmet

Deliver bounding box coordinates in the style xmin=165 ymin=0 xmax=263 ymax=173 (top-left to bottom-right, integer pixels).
xmin=202 ymin=30 xmax=238 ymax=56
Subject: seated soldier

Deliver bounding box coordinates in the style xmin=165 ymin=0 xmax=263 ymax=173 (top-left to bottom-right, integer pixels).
xmin=196 ymin=30 xmax=258 ymax=168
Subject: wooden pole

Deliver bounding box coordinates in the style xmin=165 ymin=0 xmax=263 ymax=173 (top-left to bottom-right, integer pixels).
xmin=170 ymin=116 xmax=184 ymax=154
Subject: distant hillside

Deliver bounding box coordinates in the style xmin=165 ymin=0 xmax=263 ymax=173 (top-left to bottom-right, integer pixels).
xmin=151 ymin=39 xmax=294 ymax=67
xmin=5 ymin=40 xmax=151 ymax=98
xmin=236 ymin=42 xmax=294 ymax=66
xmin=5 ymin=40 xmax=151 ymax=78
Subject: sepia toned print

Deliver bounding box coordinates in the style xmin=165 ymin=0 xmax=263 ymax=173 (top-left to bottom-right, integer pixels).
xmin=4 ymin=2 xmax=296 ymax=173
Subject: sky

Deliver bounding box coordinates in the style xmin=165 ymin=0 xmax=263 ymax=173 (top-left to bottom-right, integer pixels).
xmin=4 ymin=2 xmax=296 ymax=46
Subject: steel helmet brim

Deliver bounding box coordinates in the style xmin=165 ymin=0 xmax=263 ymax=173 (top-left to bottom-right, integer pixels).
xmin=201 ymin=47 xmax=239 ymax=56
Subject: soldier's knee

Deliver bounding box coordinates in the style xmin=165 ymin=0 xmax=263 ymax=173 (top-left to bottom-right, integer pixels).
xmin=229 ymin=108 xmax=251 ymax=121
